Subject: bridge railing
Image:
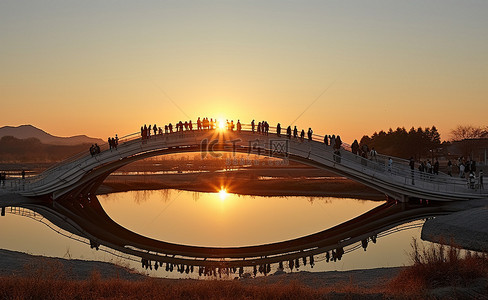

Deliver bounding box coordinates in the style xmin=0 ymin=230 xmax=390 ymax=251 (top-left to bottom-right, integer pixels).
xmin=284 ymin=141 xmax=477 ymax=195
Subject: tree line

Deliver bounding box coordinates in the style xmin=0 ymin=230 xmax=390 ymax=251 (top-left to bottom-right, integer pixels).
xmin=360 ymin=126 xmax=441 ymax=160
xmin=0 ymin=136 xmax=89 ymax=163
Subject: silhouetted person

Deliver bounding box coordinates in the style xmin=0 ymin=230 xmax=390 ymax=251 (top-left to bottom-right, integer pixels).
xmin=276 ymin=123 xmax=281 ymax=137
xmin=351 ymin=139 xmax=359 ymax=155
xmin=433 ymin=158 xmax=439 ymax=175
xmin=21 ymin=170 xmax=25 ymax=180
xmin=300 ymin=129 xmax=305 ymax=141
xmin=324 ymin=134 xmax=328 ymax=146
xmin=237 ymin=120 xmax=241 ymax=132
xmin=334 ymin=135 xmax=342 ymax=150
xmin=293 ymin=126 xmax=297 ymax=138
xmin=287 ymin=126 xmax=291 ymax=139
xmin=370 ymin=147 xmax=377 ymax=161
xmin=479 ymin=170 xmax=484 ymax=189
xmin=307 ymin=128 xmax=313 ymax=141
xmin=410 ymin=157 xmax=415 ymax=185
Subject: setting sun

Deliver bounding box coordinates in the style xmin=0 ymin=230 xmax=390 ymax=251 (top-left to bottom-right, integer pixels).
xmin=218 ymin=187 xmax=228 ymax=201
xmin=217 ymin=119 xmax=226 ymax=130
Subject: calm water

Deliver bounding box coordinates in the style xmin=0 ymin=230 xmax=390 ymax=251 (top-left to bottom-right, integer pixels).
xmin=1 ymin=189 xmax=432 ymax=278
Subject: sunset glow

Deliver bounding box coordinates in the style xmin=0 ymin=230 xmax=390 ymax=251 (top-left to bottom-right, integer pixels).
xmin=1 ymin=2 xmax=486 ymax=143
xmin=217 ymin=119 xmax=226 ymax=131
xmin=218 ymin=187 xmax=228 ymax=201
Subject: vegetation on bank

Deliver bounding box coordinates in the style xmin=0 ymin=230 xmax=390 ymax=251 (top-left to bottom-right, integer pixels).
xmin=389 ymin=238 xmax=488 ymax=296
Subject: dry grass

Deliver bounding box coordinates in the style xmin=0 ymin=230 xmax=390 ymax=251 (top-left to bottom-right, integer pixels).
xmin=388 ymin=238 xmax=488 ymax=296
xmin=4 ymin=239 xmax=487 ymax=299
xmin=0 ymin=273 xmax=383 ymax=300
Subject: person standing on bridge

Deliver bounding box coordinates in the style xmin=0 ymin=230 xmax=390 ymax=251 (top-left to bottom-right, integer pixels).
xmin=276 ymin=123 xmax=281 ymax=137
xmin=324 ymin=135 xmax=329 ymax=146
xmin=409 ymin=157 xmax=415 ymax=185
xmin=479 ymin=170 xmax=484 ymax=189
xmin=237 ymin=120 xmax=242 ymax=132
xmin=370 ymin=147 xmax=377 ymax=161
xmin=287 ymin=126 xmax=291 ymax=139
xmin=330 ymin=135 xmax=335 ymax=148
xmin=447 ymin=159 xmax=452 ymax=176
xmin=293 ymin=126 xmax=298 ymax=139
xmin=307 ymin=128 xmax=313 ymax=141
xmin=351 ymin=140 xmax=359 ymax=155
xmin=334 ymin=135 xmax=342 ymax=150
xmin=300 ymin=129 xmax=305 ymax=142
xmin=251 ymin=120 xmax=255 ymax=133
xmin=197 ymin=117 xmax=202 ymax=130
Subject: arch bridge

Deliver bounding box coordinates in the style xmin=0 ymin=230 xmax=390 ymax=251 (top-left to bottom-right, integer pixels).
xmin=17 ymin=125 xmax=488 ymax=202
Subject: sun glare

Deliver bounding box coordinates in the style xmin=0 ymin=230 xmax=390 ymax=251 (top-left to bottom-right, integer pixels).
xmin=218 ymin=118 xmax=226 ymax=130
xmin=219 ymin=187 xmax=228 ymax=201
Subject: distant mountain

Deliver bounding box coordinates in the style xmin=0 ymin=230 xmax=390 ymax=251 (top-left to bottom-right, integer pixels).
xmin=0 ymin=125 xmax=104 ymax=146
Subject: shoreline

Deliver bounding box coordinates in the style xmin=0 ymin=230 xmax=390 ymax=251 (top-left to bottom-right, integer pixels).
xmin=97 ymin=172 xmax=385 ymax=201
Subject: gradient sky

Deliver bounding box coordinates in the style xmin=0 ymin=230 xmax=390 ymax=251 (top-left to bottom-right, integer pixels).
xmin=1 ymin=0 xmax=487 ymax=143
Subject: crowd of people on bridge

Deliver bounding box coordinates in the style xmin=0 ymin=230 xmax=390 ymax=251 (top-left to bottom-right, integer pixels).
xmin=108 ymin=135 xmax=118 ymax=150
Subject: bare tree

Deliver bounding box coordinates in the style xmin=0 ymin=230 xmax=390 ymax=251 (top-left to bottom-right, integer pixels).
xmin=450 ymin=125 xmax=487 ymax=141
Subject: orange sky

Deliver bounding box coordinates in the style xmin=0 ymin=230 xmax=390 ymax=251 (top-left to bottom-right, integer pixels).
xmin=1 ymin=1 xmax=487 ymax=144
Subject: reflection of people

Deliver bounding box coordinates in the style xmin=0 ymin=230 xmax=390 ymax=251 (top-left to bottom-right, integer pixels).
xmin=21 ymin=170 xmax=25 ymax=180
xmin=361 ymin=238 xmax=368 ymax=251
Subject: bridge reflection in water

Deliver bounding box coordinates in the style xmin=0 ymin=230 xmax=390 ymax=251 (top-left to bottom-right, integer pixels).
xmin=5 ymin=192 xmax=460 ymax=277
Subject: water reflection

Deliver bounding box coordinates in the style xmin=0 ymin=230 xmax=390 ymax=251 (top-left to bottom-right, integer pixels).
xmin=1 ymin=189 xmax=459 ymax=279
xmin=98 ymin=190 xmax=380 ymax=247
